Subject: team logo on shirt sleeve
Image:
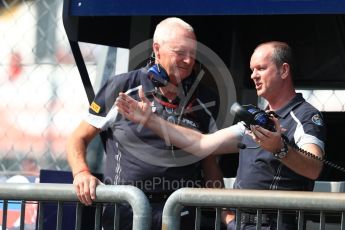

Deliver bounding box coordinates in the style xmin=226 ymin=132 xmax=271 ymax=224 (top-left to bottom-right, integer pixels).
xmin=312 ymin=114 xmax=324 ymax=126
xmin=90 ymin=101 xmax=101 ymax=113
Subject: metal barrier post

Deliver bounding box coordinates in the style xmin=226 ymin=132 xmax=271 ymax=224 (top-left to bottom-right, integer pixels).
xmin=162 ymin=188 xmax=345 ymax=230
xmin=0 ymin=183 xmax=151 ymax=230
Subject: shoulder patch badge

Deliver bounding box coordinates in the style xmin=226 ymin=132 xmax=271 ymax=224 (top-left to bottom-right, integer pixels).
xmin=312 ymin=114 xmax=324 ymax=126
xmin=90 ymin=101 xmax=101 ymax=113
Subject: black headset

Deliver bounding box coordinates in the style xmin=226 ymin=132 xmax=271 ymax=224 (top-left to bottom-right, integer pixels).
xmin=147 ymin=52 xmax=170 ymax=88
xmin=148 ymin=63 xmax=170 ymax=87
xmin=146 ymin=52 xmax=198 ymax=93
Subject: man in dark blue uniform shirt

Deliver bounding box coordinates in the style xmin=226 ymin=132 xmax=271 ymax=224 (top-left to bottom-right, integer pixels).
xmin=116 ymin=41 xmax=326 ymax=230
xmin=66 ymin=17 xmax=224 ymax=230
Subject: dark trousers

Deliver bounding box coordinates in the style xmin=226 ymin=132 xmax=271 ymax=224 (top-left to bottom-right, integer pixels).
xmin=102 ymin=203 xmax=195 ymax=230
xmin=227 ymin=213 xmax=298 ymax=230
xmin=227 ymin=221 xmax=297 ymax=230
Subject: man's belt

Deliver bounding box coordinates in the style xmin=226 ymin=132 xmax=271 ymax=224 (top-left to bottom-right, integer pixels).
xmin=144 ymin=192 xmax=173 ymax=203
xmin=240 ymin=213 xmax=270 ymax=226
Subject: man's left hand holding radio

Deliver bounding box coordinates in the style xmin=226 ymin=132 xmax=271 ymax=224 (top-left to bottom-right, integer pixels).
xmin=248 ymin=117 xmax=285 ymax=154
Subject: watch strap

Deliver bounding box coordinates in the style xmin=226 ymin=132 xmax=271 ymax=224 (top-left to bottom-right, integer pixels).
xmin=274 ymin=137 xmax=288 ymax=159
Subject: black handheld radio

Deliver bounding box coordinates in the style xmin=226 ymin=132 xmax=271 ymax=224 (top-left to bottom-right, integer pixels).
xmin=230 ymin=102 xmax=345 ymax=173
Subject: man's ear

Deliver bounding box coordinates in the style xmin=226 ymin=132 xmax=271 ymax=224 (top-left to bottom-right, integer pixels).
xmin=153 ymin=43 xmax=160 ymax=59
xmin=280 ymin=63 xmax=290 ymax=80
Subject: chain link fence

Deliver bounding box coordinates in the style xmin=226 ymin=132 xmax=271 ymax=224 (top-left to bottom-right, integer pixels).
xmin=0 ymin=0 xmax=104 ymax=179
xmin=297 ymin=89 xmax=345 ymax=111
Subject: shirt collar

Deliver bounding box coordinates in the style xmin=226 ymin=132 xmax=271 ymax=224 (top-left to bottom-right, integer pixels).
xmin=273 ymin=93 xmax=305 ymax=118
xmin=141 ymin=68 xmax=156 ymax=97
xmin=141 ymin=67 xmax=193 ymax=103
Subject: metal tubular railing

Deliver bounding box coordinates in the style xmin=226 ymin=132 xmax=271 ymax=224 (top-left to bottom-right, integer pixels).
xmin=162 ymin=188 xmax=345 ymax=230
xmin=2 ymin=200 xmax=8 ymax=230
xmin=75 ymin=202 xmax=83 ymax=229
xmin=0 ymin=183 xmax=151 ymax=230
xmin=57 ymin=202 xmax=63 ymax=230
xmin=95 ymin=203 xmax=102 ymax=230
xmin=19 ymin=201 xmax=25 ymax=230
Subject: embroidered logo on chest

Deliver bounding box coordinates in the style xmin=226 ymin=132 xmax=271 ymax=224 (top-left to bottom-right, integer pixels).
xmin=181 ymin=118 xmax=198 ymax=129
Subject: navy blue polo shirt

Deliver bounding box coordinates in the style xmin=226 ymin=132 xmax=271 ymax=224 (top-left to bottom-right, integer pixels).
xmin=85 ymin=68 xmax=219 ymax=193
xmin=234 ymin=93 xmax=326 ymax=191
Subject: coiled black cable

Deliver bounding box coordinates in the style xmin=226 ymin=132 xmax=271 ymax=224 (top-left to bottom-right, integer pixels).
xmin=282 ymin=134 xmax=345 ymax=173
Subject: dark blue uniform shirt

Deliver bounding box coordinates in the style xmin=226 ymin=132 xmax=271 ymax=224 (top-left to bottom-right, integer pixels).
xmin=234 ymin=93 xmax=326 ymax=191
xmin=85 ymin=68 xmax=219 ymax=193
